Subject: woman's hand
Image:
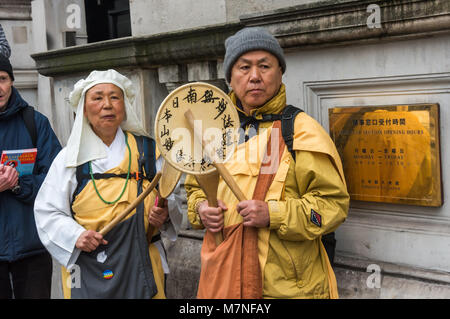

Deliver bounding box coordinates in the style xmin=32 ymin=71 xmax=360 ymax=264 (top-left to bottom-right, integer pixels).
xmin=148 ymin=198 xmax=169 ymax=229
xmin=75 ymin=230 xmax=108 ymax=252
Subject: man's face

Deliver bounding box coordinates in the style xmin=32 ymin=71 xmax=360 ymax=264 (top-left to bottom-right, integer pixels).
xmin=229 ymin=50 xmax=282 ymax=113
xmin=0 ymin=71 xmax=13 ymax=111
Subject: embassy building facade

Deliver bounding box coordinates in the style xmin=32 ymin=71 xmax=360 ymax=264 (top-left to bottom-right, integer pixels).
xmin=2 ymin=0 xmax=450 ymax=298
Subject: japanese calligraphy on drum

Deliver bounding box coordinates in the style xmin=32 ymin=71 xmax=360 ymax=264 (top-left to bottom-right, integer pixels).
xmin=329 ymin=104 xmax=442 ymax=207
xmin=154 ymin=82 xmax=239 ymax=175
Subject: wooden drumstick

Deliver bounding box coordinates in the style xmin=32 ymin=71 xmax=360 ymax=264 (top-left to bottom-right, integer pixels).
xmin=185 ymin=109 xmax=248 ymax=245
xmin=185 ymin=109 xmax=247 ymax=202
xmin=99 ymin=172 xmax=161 ymax=236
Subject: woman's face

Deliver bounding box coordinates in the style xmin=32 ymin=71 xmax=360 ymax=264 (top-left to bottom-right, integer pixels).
xmin=84 ymin=83 xmax=126 ymax=140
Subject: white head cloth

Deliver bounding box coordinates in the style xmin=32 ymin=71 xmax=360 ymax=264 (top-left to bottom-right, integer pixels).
xmin=65 ymin=69 xmax=149 ymax=168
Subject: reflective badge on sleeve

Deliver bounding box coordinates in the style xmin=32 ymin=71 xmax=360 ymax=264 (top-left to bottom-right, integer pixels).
xmin=310 ymin=209 xmax=322 ymax=227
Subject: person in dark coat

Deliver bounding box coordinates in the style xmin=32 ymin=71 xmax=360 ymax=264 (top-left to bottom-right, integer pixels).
xmin=0 ymin=24 xmax=11 ymax=58
xmin=0 ymin=56 xmax=61 ymax=298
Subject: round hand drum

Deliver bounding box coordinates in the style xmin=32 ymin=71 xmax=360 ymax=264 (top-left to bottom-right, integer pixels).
xmin=154 ymin=82 xmax=240 ymax=176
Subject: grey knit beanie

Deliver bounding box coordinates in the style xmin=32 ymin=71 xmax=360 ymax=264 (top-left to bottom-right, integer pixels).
xmin=224 ymin=27 xmax=286 ymax=83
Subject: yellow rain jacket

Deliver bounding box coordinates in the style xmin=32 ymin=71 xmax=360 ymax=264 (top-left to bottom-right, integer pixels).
xmin=185 ymin=85 xmax=349 ymax=298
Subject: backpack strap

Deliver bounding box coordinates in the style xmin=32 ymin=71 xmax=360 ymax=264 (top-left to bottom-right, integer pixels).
xmin=280 ymin=105 xmax=303 ymax=161
xmin=20 ymin=106 xmax=37 ymax=148
xmin=279 ymin=106 xmax=336 ymax=263
xmin=238 ymin=105 xmax=303 ymax=160
xmin=71 ymin=162 xmax=90 ymax=216
xmin=71 ymin=134 xmax=157 ymax=213
xmin=136 ymin=135 xmax=156 ymax=183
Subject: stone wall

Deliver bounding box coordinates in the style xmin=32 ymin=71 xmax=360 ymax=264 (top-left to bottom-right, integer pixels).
xmin=129 ymin=0 xmax=318 ymax=36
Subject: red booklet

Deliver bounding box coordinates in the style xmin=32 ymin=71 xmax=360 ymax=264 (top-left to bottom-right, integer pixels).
xmin=1 ymin=148 xmax=37 ymax=176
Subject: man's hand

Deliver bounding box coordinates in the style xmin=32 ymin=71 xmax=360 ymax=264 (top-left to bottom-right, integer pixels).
xmin=148 ymin=198 xmax=169 ymax=229
xmin=236 ymin=200 xmax=270 ymax=228
xmin=0 ymin=164 xmax=19 ymax=192
xmin=197 ymin=200 xmax=227 ymax=233
xmin=75 ymin=230 xmax=108 ymax=252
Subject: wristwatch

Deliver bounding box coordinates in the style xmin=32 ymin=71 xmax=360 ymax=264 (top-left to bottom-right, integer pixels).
xmin=11 ymin=184 xmax=21 ymax=194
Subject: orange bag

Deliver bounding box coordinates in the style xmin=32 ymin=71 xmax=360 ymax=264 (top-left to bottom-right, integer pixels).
xmin=197 ymin=121 xmax=285 ymax=299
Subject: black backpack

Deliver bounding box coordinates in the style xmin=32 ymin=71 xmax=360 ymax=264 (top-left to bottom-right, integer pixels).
xmin=71 ymin=135 xmax=157 ymax=207
xmin=19 ymin=106 xmax=38 ymax=175
xmin=21 ymin=106 xmax=37 ymax=147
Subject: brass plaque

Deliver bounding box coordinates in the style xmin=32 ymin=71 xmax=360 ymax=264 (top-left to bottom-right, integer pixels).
xmin=329 ymin=104 xmax=442 ymax=207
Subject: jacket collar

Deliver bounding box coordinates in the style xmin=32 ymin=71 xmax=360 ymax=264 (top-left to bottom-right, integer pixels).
xmin=229 ymin=83 xmax=286 ymax=119
xmin=229 ymin=84 xmax=286 ymax=143
xmin=0 ymin=87 xmax=28 ymax=120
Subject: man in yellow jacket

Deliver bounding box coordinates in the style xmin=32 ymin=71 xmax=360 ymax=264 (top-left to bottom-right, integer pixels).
xmin=185 ymin=27 xmax=350 ymax=299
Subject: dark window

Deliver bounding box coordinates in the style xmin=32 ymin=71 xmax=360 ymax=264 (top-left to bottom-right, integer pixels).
xmin=84 ymin=0 xmax=131 ymax=43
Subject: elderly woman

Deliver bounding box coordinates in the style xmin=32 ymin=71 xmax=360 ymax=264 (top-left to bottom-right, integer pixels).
xmin=34 ymin=69 xmax=182 ymax=299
